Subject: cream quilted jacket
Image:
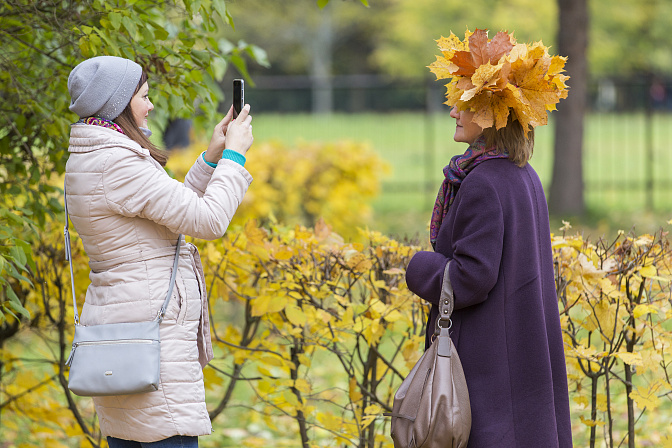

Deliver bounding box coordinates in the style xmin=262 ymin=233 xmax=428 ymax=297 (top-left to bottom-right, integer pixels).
xmin=65 ymin=124 xmax=252 ymax=442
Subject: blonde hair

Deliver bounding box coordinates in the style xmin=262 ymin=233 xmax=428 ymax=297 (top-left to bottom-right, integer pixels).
xmin=482 ymin=113 xmax=535 ymax=167
xmin=113 ymin=71 xmax=168 ymax=167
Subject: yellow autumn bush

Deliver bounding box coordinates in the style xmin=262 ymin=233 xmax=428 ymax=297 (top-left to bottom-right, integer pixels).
xmin=167 ymin=140 xmax=389 ymax=240
xmin=2 ymin=217 xmax=672 ymax=447
xmin=554 ymin=224 xmax=672 ymax=447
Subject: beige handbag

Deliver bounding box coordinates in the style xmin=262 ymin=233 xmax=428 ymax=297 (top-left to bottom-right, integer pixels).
xmin=387 ymin=261 xmax=471 ymax=448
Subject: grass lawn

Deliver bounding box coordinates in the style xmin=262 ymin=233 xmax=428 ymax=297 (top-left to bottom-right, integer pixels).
xmin=247 ymin=111 xmax=672 ymax=240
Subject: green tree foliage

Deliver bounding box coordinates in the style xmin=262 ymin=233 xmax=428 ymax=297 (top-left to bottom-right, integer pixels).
xmin=0 ymin=0 xmax=268 ymax=322
xmin=373 ymin=0 xmax=672 ymax=79
xmin=223 ymin=0 xmax=383 ymax=78
xmin=589 ymin=0 xmax=672 ymax=76
xmin=354 ymin=0 xmax=557 ymax=79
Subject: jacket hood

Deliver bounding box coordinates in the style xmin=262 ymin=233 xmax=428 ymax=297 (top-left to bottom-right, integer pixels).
xmin=69 ymin=123 xmax=149 ymax=157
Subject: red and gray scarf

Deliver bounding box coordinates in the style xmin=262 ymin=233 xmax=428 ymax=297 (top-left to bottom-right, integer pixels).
xmin=429 ymin=135 xmax=509 ymax=249
xmin=79 ymin=116 xmax=125 ymax=134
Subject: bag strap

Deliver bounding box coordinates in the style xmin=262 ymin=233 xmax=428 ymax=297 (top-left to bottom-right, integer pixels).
xmin=435 ymin=260 xmax=455 ymax=336
xmin=158 ymin=237 xmax=182 ymax=323
xmin=63 ymin=181 xmax=79 ymax=324
xmin=64 ymin=180 xmax=182 ymax=325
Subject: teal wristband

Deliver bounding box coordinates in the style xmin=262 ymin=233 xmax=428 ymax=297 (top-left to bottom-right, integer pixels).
xmin=221 ymin=149 xmax=246 ymax=167
xmin=201 ymin=152 xmax=218 ymax=168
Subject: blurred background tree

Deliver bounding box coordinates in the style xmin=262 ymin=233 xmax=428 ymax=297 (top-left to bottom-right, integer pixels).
xmin=549 ymin=0 xmax=588 ymax=216
xmin=224 ymin=0 xmax=384 ymax=112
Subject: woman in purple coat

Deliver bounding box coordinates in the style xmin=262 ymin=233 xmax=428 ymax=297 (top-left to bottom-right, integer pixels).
xmin=405 ymin=29 xmax=573 ymax=447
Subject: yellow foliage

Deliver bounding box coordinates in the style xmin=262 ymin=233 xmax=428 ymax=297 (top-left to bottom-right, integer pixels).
xmin=167 ymin=140 xmax=389 ymax=240
xmin=629 ymin=384 xmax=661 ymax=410
xmin=6 ymin=213 xmax=672 ymax=447
xmin=557 ymin=227 xmax=672 ymax=445
xmin=614 ymin=352 xmax=643 ymax=366
xmin=580 ymin=415 xmax=605 ymax=427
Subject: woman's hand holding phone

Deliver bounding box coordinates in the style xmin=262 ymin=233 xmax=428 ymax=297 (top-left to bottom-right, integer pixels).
xmin=225 ymin=104 xmax=253 ymax=156
xmin=203 ymin=106 xmax=234 ymax=163
xmin=203 ymin=103 xmax=253 ymax=162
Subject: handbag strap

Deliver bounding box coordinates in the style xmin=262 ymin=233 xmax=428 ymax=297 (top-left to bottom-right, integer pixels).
xmin=64 ymin=180 xmax=182 ymax=325
xmin=435 ymin=260 xmax=455 ymax=336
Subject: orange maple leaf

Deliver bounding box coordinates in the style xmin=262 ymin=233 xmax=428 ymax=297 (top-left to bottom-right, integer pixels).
xmin=449 ymin=29 xmax=514 ymax=77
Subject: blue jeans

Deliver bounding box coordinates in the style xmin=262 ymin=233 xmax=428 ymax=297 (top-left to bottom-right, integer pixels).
xmin=107 ymin=436 xmax=198 ymax=448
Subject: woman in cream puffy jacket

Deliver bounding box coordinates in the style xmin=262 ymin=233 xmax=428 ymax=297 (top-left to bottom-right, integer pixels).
xmin=65 ymin=56 xmax=253 ymax=447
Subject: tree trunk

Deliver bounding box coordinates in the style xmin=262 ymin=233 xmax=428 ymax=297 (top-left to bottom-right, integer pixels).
xmin=311 ymin=4 xmax=333 ymax=114
xmin=549 ymin=0 xmax=588 ymax=216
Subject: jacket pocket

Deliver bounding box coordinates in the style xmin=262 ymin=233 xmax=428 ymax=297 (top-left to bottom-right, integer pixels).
xmin=162 ymin=267 xmax=183 ymax=323
xmin=174 ymin=275 xmax=189 ymax=326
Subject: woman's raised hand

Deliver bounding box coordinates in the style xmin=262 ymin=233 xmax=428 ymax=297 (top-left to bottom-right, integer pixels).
xmin=203 ymin=104 xmax=253 ymax=164
xmin=225 ymin=104 xmax=253 ymax=156
xmin=204 ymin=106 xmax=234 ymax=163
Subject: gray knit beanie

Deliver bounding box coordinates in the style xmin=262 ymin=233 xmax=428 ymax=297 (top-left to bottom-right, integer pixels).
xmin=68 ymin=56 xmax=143 ymax=120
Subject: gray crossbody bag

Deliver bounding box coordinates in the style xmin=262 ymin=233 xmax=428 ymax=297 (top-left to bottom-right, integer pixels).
xmin=63 ymin=183 xmax=181 ymax=397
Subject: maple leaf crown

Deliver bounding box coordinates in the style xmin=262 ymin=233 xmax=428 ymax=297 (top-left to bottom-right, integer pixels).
xmin=428 ymin=28 xmax=569 ymax=135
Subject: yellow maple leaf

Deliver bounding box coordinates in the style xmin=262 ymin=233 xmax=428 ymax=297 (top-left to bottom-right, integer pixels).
xmin=614 ymin=351 xmax=643 ymax=366
xmin=349 ymin=376 xmax=363 ymax=402
xmin=640 ymin=265 xmax=657 ymax=278
xmin=506 ymin=87 xmax=534 ymax=135
xmin=507 ymin=43 xmax=529 ymax=62
xmin=580 ymin=415 xmax=605 ymax=427
xmin=633 ymin=303 xmax=657 ymax=319
xmin=251 ymin=294 xmax=288 ymax=317
xmin=548 ymin=55 xmax=568 ymax=77
xmin=294 ymin=378 xmax=311 ymax=394
xmin=383 ymin=309 xmax=402 ymax=323
xmin=436 ymin=32 xmax=468 ymax=58
xmin=244 ymin=219 xmax=267 ymax=246
xmin=443 ymin=79 xmax=463 ymax=106
xmin=203 ymin=365 xmax=224 ymax=387
xmin=573 ymin=394 xmax=589 ymax=408
xmin=285 ymin=303 xmax=307 ymax=326
xmin=509 ymin=56 xmax=557 ymax=125
xmin=662 ymin=436 xmax=672 ymax=448
xmin=470 ymin=92 xmax=495 ymax=129
xmin=428 ymin=55 xmax=456 ymax=80
xmin=629 ymin=385 xmax=660 ymax=410
xmin=488 ymin=91 xmax=515 ymax=130
xmin=526 ymin=40 xmax=548 ymax=60
xmin=461 ymin=61 xmax=503 ymax=101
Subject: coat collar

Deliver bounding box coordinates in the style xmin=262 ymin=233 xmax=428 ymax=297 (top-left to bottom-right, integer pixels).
xmin=68 ymin=123 xmax=150 ymax=157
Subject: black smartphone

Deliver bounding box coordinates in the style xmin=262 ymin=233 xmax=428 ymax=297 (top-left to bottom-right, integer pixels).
xmin=233 ymin=79 xmax=244 ymax=118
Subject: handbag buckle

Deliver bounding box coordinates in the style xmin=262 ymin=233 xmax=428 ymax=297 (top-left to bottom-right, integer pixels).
xmin=432 ymin=317 xmax=452 ymax=342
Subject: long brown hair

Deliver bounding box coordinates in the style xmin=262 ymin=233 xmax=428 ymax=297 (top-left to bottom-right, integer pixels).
xmin=482 ymin=113 xmax=535 ymax=167
xmin=114 ymin=71 xmax=168 ymax=166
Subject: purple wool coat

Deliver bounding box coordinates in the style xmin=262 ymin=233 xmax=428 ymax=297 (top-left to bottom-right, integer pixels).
xmin=406 ymin=158 xmax=573 ymax=448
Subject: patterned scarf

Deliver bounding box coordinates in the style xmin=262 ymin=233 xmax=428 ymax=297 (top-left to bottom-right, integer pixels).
xmin=79 ymin=116 xmax=125 ymax=135
xmin=429 ymin=135 xmax=509 ymax=248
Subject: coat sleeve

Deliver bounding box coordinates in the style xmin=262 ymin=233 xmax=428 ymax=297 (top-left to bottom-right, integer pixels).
xmin=183 ymin=155 xmax=216 ymax=198
xmin=101 ymin=149 xmax=253 ymax=240
xmin=406 ymin=171 xmax=504 ymax=309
